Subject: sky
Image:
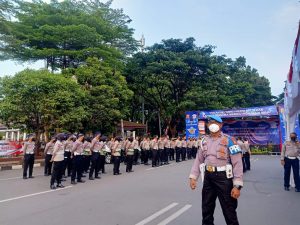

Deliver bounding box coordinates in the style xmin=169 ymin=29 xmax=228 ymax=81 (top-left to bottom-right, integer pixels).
xmin=1 ymin=0 xmax=300 ymax=96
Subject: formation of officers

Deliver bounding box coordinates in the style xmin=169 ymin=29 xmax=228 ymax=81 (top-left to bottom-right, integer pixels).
xmin=22 ymin=132 xmax=203 ymax=189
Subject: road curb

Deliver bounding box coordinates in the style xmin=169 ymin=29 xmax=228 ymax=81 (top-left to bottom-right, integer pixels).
xmin=0 ymin=162 xmax=44 ymax=171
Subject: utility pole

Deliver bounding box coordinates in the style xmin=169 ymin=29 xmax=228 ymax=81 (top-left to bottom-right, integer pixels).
xmin=140 ymin=34 xmax=146 ymax=125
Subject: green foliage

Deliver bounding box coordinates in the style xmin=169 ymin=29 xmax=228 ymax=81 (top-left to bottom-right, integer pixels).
xmin=0 ymin=0 xmax=137 ymax=70
xmin=0 ymin=69 xmax=88 ymax=135
xmin=126 ymin=38 xmax=273 ymax=136
xmin=64 ymin=57 xmax=133 ymax=133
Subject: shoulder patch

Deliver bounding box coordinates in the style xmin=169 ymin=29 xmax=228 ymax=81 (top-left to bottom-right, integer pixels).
xmin=229 ymin=145 xmax=242 ymax=155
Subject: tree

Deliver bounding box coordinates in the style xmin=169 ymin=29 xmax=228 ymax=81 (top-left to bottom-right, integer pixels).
xmin=126 ymin=38 xmax=273 ymax=136
xmin=0 ymin=0 xmax=138 ymax=71
xmin=64 ymin=57 xmax=133 ymax=133
xmin=0 ymin=69 xmax=87 ymax=151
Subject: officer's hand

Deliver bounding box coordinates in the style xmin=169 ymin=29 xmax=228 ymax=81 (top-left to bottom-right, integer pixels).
xmin=189 ymin=178 xmax=197 ymax=190
xmin=231 ymin=188 xmax=240 ymax=199
xmin=281 ymin=160 xmax=285 ymax=166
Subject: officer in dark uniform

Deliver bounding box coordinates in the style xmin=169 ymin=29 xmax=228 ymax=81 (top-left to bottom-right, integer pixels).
xmin=189 ymin=115 xmax=243 ymax=225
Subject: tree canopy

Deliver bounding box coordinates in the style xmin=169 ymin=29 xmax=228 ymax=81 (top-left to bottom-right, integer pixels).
xmin=63 ymin=57 xmax=133 ymax=133
xmin=125 ymin=38 xmax=273 ymax=136
xmin=0 ymin=0 xmax=138 ymax=71
xmin=0 ymin=69 xmax=87 ymax=146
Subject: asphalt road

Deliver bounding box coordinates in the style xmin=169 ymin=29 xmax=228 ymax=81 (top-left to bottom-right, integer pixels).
xmin=0 ymin=155 xmax=299 ymax=225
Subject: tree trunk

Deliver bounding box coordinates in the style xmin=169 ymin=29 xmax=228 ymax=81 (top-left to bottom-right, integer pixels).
xmin=158 ymin=110 xmax=162 ymax=137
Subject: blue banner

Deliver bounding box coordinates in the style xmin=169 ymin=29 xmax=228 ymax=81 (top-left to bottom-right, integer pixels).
xmin=222 ymin=120 xmax=280 ymax=145
xmin=186 ymin=111 xmax=199 ymax=138
xmin=196 ymin=105 xmax=278 ymax=119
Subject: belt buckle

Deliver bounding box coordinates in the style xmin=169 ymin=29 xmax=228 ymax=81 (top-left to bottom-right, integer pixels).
xmin=206 ymin=165 xmax=215 ymax=172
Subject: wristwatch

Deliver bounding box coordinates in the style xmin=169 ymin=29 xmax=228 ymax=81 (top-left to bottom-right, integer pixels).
xmin=234 ymin=185 xmax=242 ymax=190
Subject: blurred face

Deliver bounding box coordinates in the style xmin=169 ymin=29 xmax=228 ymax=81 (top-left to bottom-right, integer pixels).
xmin=78 ymin=136 xmax=84 ymax=142
xmin=208 ymin=121 xmax=222 ymax=134
xmin=290 ymin=133 xmax=297 ymax=142
xmin=29 ymin=137 xmax=35 ymax=142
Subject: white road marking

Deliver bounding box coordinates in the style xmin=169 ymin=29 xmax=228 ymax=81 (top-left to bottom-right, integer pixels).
xmin=0 ymin=186 xmax=73 ymax=204
xmin=146 ymin=163 xmax=174 ymax=171
xmin=156 ymin=204 xmax=192 ymax=225
xmin=135 ymin=202 xmax=178 ymax=225
xmin=0 ymin=174 xmax=43 ymax=181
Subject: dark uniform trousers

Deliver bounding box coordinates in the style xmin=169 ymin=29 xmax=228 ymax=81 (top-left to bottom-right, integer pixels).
xmin=187 ymin=148 xmax=192 ymax=160
xmin=202 ymin=171 xmax=239 ymax=225
xmin=165 ymin=148 xmax=170 ymax=164
xmin=175 ymin=147 xmax=181 ymax=162
xmin=133 ymin=149 xmax=139 ymax=165
xmin=181 ymin=147 xmax=187 ymax=161
xmin=89 ymin=152 xmax=100 ymax=178
xmin=63 ymin=151 xmax=72 ymax=176
xmin=50 ymin=161 xmax=64 ymax=185
xmin=71 ymin=155 xmax=83 ymax=182
xmin=83 ymin=155 xmax=91 ymax=173
xmin=140 ymin=149 xmax=145 ymax=164
xmin=242 ymin=154 xmax=246 ymax=172
xmin=126 ymin=155 xmax=134 ymax=172
xmin=114 ymin=156 xmax=121 ymax=174
xmin=23 ymin=154 xmax=35 ymax=178
xmin=158 ymin=149 xmax=164 ymax=165
xmin=192 ymin=147 xmax=197 ymax=159
xmin=152 ymin=150 xmax=158 ymax=167
xmin=284 ymin=157 xmax=300 ymax=189
xmin=99 ymin=155 xmax=106 ymax=173
xmin=44 ymin=154 xmax=53 ymax=175
xmin=144 ymin=150 xmax=149 ymax=164
xmin=244 ymin=152 xmax=250 ymax=170
xmin=169 ymin=148 xmax=175 ymax=161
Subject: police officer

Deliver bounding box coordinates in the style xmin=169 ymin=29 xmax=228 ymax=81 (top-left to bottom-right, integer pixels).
xmin=280 ymin=132 xmax=300 ymax=192
xmin=112 ymin=137 xmax=122 ymax=175
xmin=170 ymin=138 xmax=176 ymax=161
xmin=82 ymin=137 xmax=92 ymax=174
xmin=164 ymin=136 xmax=170 ymax=165
xmin=50 ymin=133 xmax=66 ymax=189
xmin=243 ymin=138 xmax=251 ymax=171
xmin=181 ymin=136 xmax=187 ymax=161
xmin=175 ymin=136 xmax=182 ymax=163
xmin=189 ymin=115 xmax=243 ymax=225
xmin=187 ymin=137 xmax=193 ymax=160
xmin=99 ymin=136 xmax=108 ymax=174
xmin=63 ymin=135 xmax=75 ymax=177
xmin=140 ymin=137 xmax=146 ymax=164
xmin=89 ymin=133 xmax=102 ymax=180
xmin=133 ymin=137 xmax=140 ymax=165
xmin=125 ymin=137 xmax=135 ymax=172
xmin=158 ymin=136 xmax=165 ymax=166
xmin=71 ymin=134 xmax=85 ymax=184
xmin=44 ymin=137 xmax=56 ymax=176
xmin=22 ymin=135 xmax=36 ymax=179
xmin=236 ymin=137 xmax=246 ymax=172
xmin=151 ymin=136 xmax=159 ymax=167
xmin=143 ymin=137 xmax=151 ymax=165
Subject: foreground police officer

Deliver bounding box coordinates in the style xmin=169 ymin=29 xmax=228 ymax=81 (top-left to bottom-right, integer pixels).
xmin=22 ymin=135 xmax=36 ymax=179
xmin=280 ymin=132 xmax=300 ymax=192
xmin=71 ymin=134 xmax=85 ymax=184
xmin=44 ymin=137 xmax=56 ymax=176
xmin=50 ymin=133 xmax=66 ymax=189
xmin=189 ymin=115 xmax=243 ymax=225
